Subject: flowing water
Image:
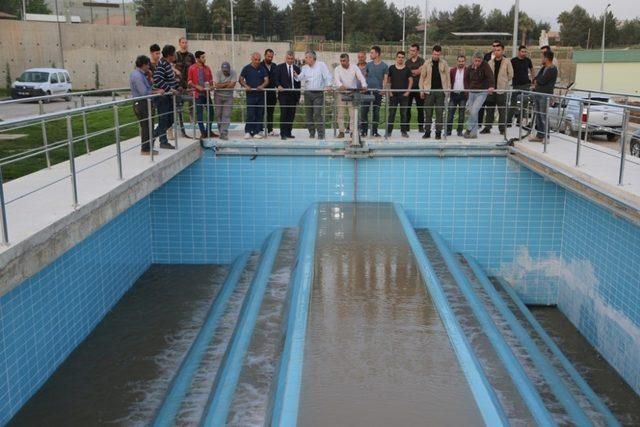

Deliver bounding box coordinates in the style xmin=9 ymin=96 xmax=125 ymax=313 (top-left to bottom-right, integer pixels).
xmin=299 ymin=202 xmax=482 ymax=426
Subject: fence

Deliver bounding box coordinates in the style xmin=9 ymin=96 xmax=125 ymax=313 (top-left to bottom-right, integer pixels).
xmin=0 ymin=86 xmax=638 ymax=245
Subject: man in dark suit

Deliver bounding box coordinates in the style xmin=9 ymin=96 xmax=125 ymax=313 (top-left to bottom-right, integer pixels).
xmin=447 ymin=54 xmax=469 ymax=136
xmin=274 ymin=50 xmax=301 ymax=139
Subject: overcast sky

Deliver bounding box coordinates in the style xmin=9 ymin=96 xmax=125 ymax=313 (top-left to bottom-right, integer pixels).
xmin=271 ymin=0 xmax=640 ymax=30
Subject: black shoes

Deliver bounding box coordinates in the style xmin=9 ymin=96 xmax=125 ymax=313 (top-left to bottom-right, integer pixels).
xmin=160 ymin=142 xmax=176 ymax=149
xmin=401 ymin=132 xmax=409 ymax=138
xmin=422 ymin=132 xmax=430 ymax=139
xmin=435 ymin=133 xmax=442 ymax=140
xmin=480 ymin=127 xmax=491 ymax=134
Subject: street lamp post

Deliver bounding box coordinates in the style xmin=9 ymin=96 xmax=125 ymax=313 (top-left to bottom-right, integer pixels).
xmin=512 ymin=0 xmax=520 ymax=57
xmin=422 ymin=0 xmax=427 ymax=55
xmin=341 ymin=0 xmax=344 ymax=52
xmin=230 ymin=0 xmax=236 ymax=72
xmin=600 ymin=3 xmax=611 ymax=92
xmin=402 ymin=0 xmax=406 ymax=51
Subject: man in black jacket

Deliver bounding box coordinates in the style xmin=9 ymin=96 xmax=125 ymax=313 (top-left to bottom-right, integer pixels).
xmin=274 ymin=51 xmax=301 ymax=139
xmin=530 ymin=50 xmax=558 ymax=142
xmin=262 ymin=49 xmax=278 ymax=135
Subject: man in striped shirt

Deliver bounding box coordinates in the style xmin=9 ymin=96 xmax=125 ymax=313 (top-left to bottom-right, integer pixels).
xmin=153 ymin=44 xmax=179 ymax=149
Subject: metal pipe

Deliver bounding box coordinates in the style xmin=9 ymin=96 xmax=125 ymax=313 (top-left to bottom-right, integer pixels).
xmin=543 ymin=97 xmax=550 ymax=153
xmin=66 ymin=116 xmax=79 ymax=207
xmin=503 ymin=91 xmax=511 ymax=142
xmin=600 ymin=4 xmax=611 ymax=92
xmin=193 ymin=92 xmax=198 ymax=139
xmin=147 ymin=97 xmax=155 ymax=161
xmin=173 ymin=92 xmax=179 ymax=149
xmin=113 ymin=105 xmax=123 ymax=180
xmin=80 ymin=95 xmax=90 ymax=155
xmin=576 ymin=100 xmax=583 ymax=166
xmin=442 ymin=95 xmax=449 ymax=140
xmin=263 ymin=89 xmax=268 ymax=138
xmin=332 ymin=90 xmax=337 ymax=138
xmin=618 ymin=107 xmax=629 ymax=185
xmin=512 ymin=0 xmax=520 ymax=57
xmin=518 ymin=92 xmax=523 ymax=141
xmin=584 ymin=92 xmax=592 ymax=142
xmin=40 ymin=101 xmax=51 ymax=167
xmin=0 ymin=166 xmax=9 ymax=245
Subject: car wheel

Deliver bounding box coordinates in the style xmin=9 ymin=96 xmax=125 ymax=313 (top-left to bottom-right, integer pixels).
xmin=606 ymin=133 xmax=620 ymax=142
xmin=44 ymin=91 xmax=51 ymax=104
xmin=64 ymin=91 xmax=72 ymax=102
xmin=631 ymin=140 xmax=640 ymax=158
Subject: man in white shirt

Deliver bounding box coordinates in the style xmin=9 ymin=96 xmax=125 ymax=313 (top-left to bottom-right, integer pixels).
xmin=295 ymin=50 xmax=333 ymax=139
xmin=333 ymin=53 xmax=367 ymax=139
xmin=447 ymin=54 xmax=468 ymax=136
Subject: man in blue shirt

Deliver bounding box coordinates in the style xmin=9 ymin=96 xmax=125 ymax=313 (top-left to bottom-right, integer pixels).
xmin=130 ymin=55 xmax=163 ymax=155
xmin=360 ymin=45 xmax=388 ymax=138
xmin=239 ymin=52 xmax=269 ymax=139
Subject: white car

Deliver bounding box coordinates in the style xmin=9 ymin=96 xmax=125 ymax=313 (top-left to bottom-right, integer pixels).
xmin=549 ymin=91 xmax=624 ymax=141
xmin=10 ymin=68 xmax=73 ymax=101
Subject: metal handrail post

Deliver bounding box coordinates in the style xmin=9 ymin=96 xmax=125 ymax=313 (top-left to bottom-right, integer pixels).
xmin=503 ymin=91 xmax=511 ymax=142
xmin=443 ymin=94 xmax=449 ymax=140
xmin=263 ymin=89 xmax=268 ymax=138
xmin=173 ymin=93 xmax=179 ymax=149
xmin=112 ymin=91 xmax=116 ymax=102
xmin=543 ymin=97 xmax=550 ymax=153
xmin=80 ymin=95 xmax=91 ymax=155
xmin=332 ymin=89 xmax=337 ymax=137
xmin=0 ymin=166 xmax=9 ymax=244
xmin=66 ymin=116 xmax=79 ymax=207
xmin=584 ymin=92 xmax=592 ymax=142
xmin=193 ymin=92 xmax=198 ymax=139
xmin=518 ymin=91 xmax=523 ymax=141
xmin=147 ymin=97 xmax=155 ymax=162
xmin=39 ymin=100 xmax=51 ymax=168
xmin=575 ymin=100 xmax=583 ymax=166
xmin=113 ymin=105 xmax=123 ymax=180
xmin=618 ymin=108 xmax=630 ymax=185
xmin=205 ymin=86 xmax=211 ymax=139
xmin=352 ymin=106 xmax=361 ymax=147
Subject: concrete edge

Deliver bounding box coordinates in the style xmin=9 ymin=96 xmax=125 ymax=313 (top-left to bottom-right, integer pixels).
xmin=508 ymin=149 xmax=640 ymax=226
xmin=0 ymin=143 xmax=203 ymax=297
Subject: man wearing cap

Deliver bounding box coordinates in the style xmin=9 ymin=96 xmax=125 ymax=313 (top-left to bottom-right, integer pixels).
xmin=214 ymin=62 xmax=237 ymax=140
xmin=188 ymin=50 xmax=215 ymax=138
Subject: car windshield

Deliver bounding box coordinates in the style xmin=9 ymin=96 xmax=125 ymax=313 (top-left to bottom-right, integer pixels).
xmin=17 ymin=71 xmax=49 ymax=83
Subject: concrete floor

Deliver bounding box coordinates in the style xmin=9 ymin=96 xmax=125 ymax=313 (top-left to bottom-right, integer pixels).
xmin=0 ymin=96 xmax=126 ymax=121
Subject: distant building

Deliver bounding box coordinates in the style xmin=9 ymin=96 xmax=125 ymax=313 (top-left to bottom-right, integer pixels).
xmin=43 ymin=0 xmax=135 ymax=25
xmin=573 ymin=49 xmax=640 ymax=94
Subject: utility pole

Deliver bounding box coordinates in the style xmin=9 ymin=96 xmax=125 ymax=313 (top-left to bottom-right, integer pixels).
xmin=21 ymin=0 xmax=26 ymax=20
xmin=341 ymin=0 xmax=344 ymax=52
xmin=600 ymin=3 xmax=611 ymax=91
xmin=54 ymin=0 xmax=64 ymax=66
xmin=122 ymin=0 xmax=126 ymax=25
xmin=422 ymin=0 xmax=427 ymax=55
xmin=512 ymin=0 xmax=520 ymax=57
xmin=402 ymin=0 xmax=406 ymax=51
xmin=230 ymin=0 xmax=236 ymax=72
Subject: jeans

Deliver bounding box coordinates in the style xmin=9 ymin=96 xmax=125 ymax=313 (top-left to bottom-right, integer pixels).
xmin=534 ymin=94 xmax=550 ymax=138
xmin=214 ymin=94 xmax=233 ymax=137
xmin=196 ymin=93 xmax=214 ymax=136
xmin=304 ymin=91 xmax=325 ymax=137
xmin=360 ymin=91 xmax=382 ymax=135
xmin=447 ymin=92 xmax=466 ymax=134
xmin=465 ymin=92 xmax=488 ymax=134
xmin=407 ymin=90 xmax=425 ymax=130
xmin=155 ymin=95 xmax=174 ymax=144
xmin=484 ymin=92 xmax=508 ymax=131
xmin=424 ymin=91 xmax=445 ymax=134
xmin=245 ymin=92 xmax=264 ymax=136
xmin=386 ymin=95 xmax=409 ymax=134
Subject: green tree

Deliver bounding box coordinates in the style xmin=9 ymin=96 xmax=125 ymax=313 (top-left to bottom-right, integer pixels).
xmin=210 ymin=0 xmax=231 ymax=34
xmin=290 ymin=0 xmax=312 ymax=36
xmin=619 ymin=19 xmax=640 ymax=46
xmin=557 ymin=6 xmax=594 ymax=48
xmin=0 ymin=0 xmax=50 ymax=18
xmin=234 ymin=0 xmax=258 ymax=34
xmin=590 ymin=11 xmax=619 ymax=48
xmin=185 ymin=0 xmax=211 ymax=33
xmin=257 ymin=0 xmax=278 ymax=38
xmin=311 ymin=0 xmax=337 ymax=39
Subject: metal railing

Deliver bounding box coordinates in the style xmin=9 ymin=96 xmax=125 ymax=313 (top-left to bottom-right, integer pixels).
xmin=1 ymin=86 xmax=639 ymax=246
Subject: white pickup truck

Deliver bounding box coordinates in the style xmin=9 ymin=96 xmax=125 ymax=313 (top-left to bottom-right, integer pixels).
xmin=548 ymin=91 xmax=624 ymax=141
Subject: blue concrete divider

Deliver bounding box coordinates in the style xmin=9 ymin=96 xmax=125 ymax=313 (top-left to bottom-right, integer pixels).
xmin=152 ymin=252 xmax=251 ymax=427
xmin=429 ymin=230 xmax=558 ymax=427
xmin=269 ymin=205 xmax=319 ymax=427
xmin=464 ymin=254 xmax=597 ymax=426
xmin=492 ymin=276 xmax=621 ymax=427
xmin=393 ymin=203 xmax=509 ymax=427
xmin=200 ymin=228 xmax=284 ymax=427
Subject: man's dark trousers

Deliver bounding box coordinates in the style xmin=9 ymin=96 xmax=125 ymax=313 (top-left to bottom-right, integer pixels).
xmin=407 ymin=91 xmax=425 ymax=131
xmin=245 ymin=92 xmax=264 ymax=136
xmin=447 ymin=92 xmax=466 ymax=135
xmin=278 ymin=92 xmax=298 ymax=137
xmin=155 ymin=95 xmax=174 ymax=144
xmin=266 ymin=90 xmax=278 ymax=133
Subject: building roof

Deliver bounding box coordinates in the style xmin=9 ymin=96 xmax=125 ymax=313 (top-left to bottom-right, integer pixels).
xmin=574 ymin=49 xmax=640 ymax=63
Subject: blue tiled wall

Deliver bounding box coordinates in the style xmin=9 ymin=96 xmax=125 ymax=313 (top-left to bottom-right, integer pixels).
xmin=151 ymin=153 xmax=565 ymax=303
xmin=0 ymin=199 xmax=152 ymax=424
xmin=556 ymin=192 xmax=640 ymax=394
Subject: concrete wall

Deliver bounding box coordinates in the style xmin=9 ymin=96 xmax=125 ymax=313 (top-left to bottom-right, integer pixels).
xmin=0 ymin=21 xmax=290 ymax=90
xmin=575 ymin=62 xmax=640 ymax=94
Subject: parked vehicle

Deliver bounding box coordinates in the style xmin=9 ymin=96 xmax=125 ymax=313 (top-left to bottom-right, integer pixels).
xmin=10 ymin=68 xmax=72 ymax=101
xmin=630 ymin=129 xmax=640 ymax=158
xmin=548 ymin=91 xmax=624 ymax=141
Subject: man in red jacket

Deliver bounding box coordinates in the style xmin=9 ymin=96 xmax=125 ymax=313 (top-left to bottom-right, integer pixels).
xmin=447 ymin=54 xmax=469 ymax=136
xmin=187 ymin=50 xmax=215 ymax=138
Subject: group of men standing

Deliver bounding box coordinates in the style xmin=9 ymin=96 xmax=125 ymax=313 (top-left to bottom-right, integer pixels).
xmin=129 ymin=38 xmax=559 ymax=151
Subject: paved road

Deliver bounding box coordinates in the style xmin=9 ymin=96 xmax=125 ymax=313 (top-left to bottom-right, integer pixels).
xmin=0 ymin=96 xmax=126 ymax=121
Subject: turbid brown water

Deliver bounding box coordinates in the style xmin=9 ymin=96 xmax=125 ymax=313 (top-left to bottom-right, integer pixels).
xmin=299 ymin=202 xmax=482 ymax=426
